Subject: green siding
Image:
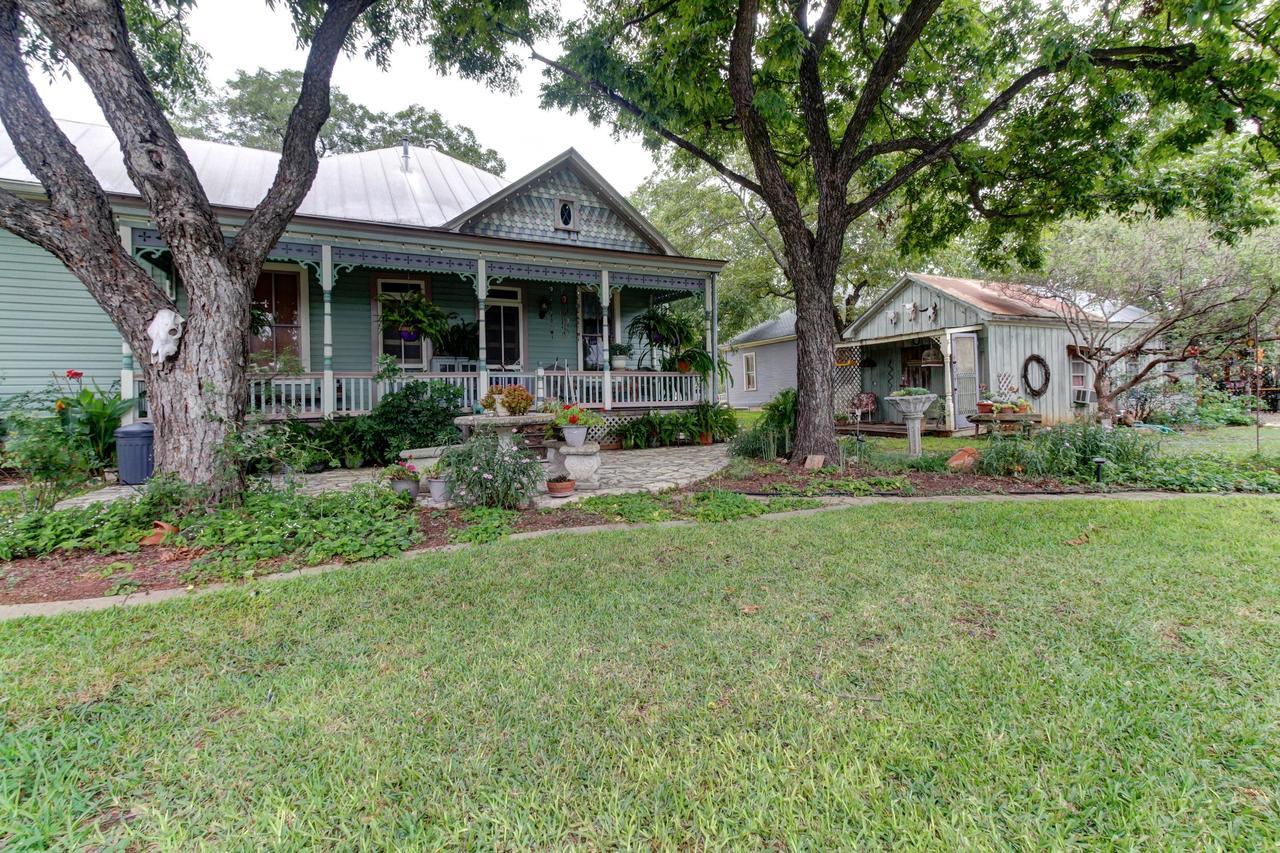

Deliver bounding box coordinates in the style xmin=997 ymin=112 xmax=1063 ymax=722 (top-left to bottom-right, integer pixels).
xmin=0 ymin=229 xmax=124 ymax=396
xmin=309 ymin=268 xmax=373 ymax=372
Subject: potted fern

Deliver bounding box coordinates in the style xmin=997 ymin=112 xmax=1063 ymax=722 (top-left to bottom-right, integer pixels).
xmin=379 ymin=292 xmax=447 ymax=344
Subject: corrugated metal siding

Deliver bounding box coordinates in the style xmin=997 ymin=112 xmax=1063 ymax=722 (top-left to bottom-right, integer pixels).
xmin=723 ymin=338 xmax=797 ymax=407
xmin=985 ymin=322 xmax=1079 ymax=425
xmin=0 ymin=229 xmax=123 ymax=396
xmin=850 ymin=279 xmax=984 ymax=342
xmin=460 ymin=165 xmax=657 ymax=253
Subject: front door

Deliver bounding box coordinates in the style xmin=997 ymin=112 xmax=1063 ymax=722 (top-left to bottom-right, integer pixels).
xmin=951 ymin=332 xmax=980 ymax=429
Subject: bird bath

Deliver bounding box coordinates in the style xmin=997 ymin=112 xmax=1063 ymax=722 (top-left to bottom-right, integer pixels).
xmin=885 ymin=393 xmax=937 ymax=458
xmin=453 ymin=412 xmax=554 ymax=450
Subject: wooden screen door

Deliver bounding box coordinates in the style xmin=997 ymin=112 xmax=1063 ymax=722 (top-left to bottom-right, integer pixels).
xmin=951 ymin=332 xmax=980 ymax=429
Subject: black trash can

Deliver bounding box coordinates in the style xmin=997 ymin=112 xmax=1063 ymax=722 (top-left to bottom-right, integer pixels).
xmin=115 ymin=421 xmax=154 ymax=485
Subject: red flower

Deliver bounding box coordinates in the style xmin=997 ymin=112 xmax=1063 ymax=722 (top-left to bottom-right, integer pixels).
xmin=563 ymin=403 xmax=572 ymax=410
xmin=65 ymin=369 xmax=84 ymax=380
xmin=568 ymin=414 xmax=579 ymax=424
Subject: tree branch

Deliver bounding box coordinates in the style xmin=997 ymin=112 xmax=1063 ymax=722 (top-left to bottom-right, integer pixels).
xmin=833 ymin=0 xmax=943 ymax=182
xmin=230 ymin=0 xmax=374 ymax=275
xmin=844 ymin=44 xmax=1200 ymax=219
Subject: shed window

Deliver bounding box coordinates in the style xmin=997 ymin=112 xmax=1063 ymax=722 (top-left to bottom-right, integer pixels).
xmin=1069 ymin=350 xmax=1088 ymax=388
xmin=743 ymin=351 xmax=757 ymax=391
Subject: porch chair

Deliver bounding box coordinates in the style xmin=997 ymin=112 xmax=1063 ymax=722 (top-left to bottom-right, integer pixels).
xmin=850 ymin=392 xmax=876 ymax=425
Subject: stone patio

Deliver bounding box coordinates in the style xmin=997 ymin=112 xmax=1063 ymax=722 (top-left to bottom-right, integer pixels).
xmin=54 ymin=445 xmax=731 ymax=510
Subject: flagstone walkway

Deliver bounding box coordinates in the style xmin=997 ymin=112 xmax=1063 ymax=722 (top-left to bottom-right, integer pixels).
xmin=54 ymin=445 xmax=732 ymax=510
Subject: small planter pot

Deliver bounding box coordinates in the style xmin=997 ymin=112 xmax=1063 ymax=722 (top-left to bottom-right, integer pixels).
xmin=390 ymin=478 xmax=420 ymax=500
xmin=610 ymin=356 xmax=629 ymax=370
xmin=977 ymin=401 xmax=995 ymax=414
xmin=676 ymin=360 xmax=692 ymax=374
xmin=562 ymin=426 xmax=589 ymax=447
xmin=546 ymin=478 xmax=576 ymax=497
xmin=698 ymin=431 xmax=713 ymax=446
xmin=398 ymin=328 xmax=420 ymax=342
xmin=426 ymin=478 xmax=448 ymax=503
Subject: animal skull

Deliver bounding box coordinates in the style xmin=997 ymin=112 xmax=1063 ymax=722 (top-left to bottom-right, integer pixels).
xmin=147 ymin=309 xmax=185 ymax=364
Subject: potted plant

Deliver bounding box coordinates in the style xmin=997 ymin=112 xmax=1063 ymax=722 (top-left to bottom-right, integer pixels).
xmin=689 ymin=401 xmax=738 ymax=445
xmin=420 ymin=460 xmax=448 ymax=503
xmin=501 ymin=384 xmax=534 ymax=415
xmin=479 ymin=384 xmax=510 ymax=415
xmin=379 ymin=460 xmax=420 ymax=499
xmin=546 ymin=474 xmax=576 ymax=497
xmin=609 ymin=342 xmax=632 ymax=370
xmin=554 ymin=403 xmax=605 ymax=447
xmin=378 ymin=292 xmax=448 ymax=344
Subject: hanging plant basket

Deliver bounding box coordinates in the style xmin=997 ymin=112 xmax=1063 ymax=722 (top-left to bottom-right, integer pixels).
xmin=398 ymin=327 xmax=420 ymax=342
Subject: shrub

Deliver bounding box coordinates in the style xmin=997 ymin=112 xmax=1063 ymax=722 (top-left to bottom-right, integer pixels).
xmin=440 ymin=432 xmax=543 ymax=509
xmin=364 ymin=380 xmax=463 ymax=464
xmin=976 ymin=422 xmax=1158 ymax=481
xmin=731 ymin=389 xmax=798 ymax=459
xmin=689 ymin=402 xmax=739 ymax=442
xmin=54 ymin=383 xmax=135 ymax=470
xmin=1 ymin=414 xmax=95 ymax=511
xmin=502 ymin=384 xmax=534 ymax=415
xmin=311 ymin=415 xmax=374 ymax=469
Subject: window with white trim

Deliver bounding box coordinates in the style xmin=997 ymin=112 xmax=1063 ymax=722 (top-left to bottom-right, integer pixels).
xmin=378 ymin=279 xmax=429 ymax=368
xmin=1070 ymin=355 xmax=1088 ymax=389
xmin=743 ymin=351 xmax=757 ymax=391
xmin=485 ymin=287 xmax=523 ymax=369
xmin=251 ymin=269 xmax=304 ymax=370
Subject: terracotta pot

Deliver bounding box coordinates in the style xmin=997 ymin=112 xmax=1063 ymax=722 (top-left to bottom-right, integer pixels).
xmin=676 ymin=360 xmax=692 ymax=374
xmin=1016 ymin=402 xmax=1031 ymax=413
xmin=698 ymin=432 xmax=713 ymax=446
xmin=977 ymin=401 xmax=995 ymax=414
xmin=547 ymin=478 xmax=576 ymax=497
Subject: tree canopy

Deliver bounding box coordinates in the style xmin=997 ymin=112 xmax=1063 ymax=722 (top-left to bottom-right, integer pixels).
xmin=172 ymin=67 xmax=507 ymax=172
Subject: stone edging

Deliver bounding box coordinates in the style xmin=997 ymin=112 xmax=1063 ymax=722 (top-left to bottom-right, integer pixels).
xmin=1 ymin=490 xmax=1271 ymax=622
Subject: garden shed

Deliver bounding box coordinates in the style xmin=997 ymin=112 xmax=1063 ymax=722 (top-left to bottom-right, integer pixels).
xmin=840 ymin=273 xmax=1150 ymax=433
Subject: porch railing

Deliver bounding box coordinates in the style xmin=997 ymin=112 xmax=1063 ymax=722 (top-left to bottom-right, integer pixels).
xmin=133 ymin=370 xmax=703 ymax=421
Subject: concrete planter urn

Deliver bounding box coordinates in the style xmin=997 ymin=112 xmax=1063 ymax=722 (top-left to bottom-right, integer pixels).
xmin=426 ymin=478 xmax=448 ymax=503
xmin=390 ymin=478 xmax=420 ymax=500
xmin=562 ymin=426 xmax=589 ymax=447
xmin=886 ymin=392 xmax=938 ymax=458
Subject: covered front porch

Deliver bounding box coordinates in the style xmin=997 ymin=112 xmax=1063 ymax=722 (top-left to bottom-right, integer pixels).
xmin=126 ymin=226 xmax=718 ymax=420
xmin=835 ymin=328 xmax=985 ymax=436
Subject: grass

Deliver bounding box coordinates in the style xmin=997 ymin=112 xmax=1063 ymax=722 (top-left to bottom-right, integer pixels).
xmin=3 ymin=497 xmax=1279 ymax=848
xmin=1158 ymin=424 xmax=1280 ymax=458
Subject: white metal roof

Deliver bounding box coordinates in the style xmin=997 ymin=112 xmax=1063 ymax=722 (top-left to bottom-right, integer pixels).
xmin=0 ymin=119 xmax=510 ymax=228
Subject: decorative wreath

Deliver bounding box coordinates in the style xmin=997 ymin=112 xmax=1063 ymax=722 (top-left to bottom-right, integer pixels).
xmin=1022 ymin=354 xmax=1051 ymax=398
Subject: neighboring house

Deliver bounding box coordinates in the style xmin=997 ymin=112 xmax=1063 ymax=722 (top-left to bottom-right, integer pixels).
xmin=841 ymin=273 xmax=1156 ymax=432
xmin=719 ymin=310 xmax=798 ymax=407
xmin=0 ymin=121 xmax=724 ymax=423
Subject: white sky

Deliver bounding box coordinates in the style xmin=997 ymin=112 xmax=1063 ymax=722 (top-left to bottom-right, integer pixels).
xmin=29 ymin=0 xmax=659 ymax=194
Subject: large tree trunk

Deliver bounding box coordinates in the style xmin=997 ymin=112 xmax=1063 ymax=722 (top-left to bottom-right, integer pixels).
xmin=788 ymin=250 xmax=839 ymax=461
xmin=144 ymin=265 xmax=251 ymax=499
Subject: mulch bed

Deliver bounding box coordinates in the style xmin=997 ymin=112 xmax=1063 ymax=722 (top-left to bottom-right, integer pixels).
xmin=697 ymin=462 xmax=1091 ymax=497
xmin=416 ymin=504 xmax=614 ymax=548
xmin=0 ymin=546 xmax=205 ymax=605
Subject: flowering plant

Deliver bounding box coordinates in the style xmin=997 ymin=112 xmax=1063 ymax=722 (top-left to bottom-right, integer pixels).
xmin=553 ymin=403 xmax=605 ymax=428
xmin=439 ymin=431 xmax=542 ymax=509
xmin=378 ymin=460 xmax=419 ymax=482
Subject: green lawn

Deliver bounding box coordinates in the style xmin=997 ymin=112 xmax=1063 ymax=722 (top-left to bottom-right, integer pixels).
xmin=1158 ymin=424 xmax=1280 ymax=458
xmin=4 ymin=498 xmax=1280 ymax=848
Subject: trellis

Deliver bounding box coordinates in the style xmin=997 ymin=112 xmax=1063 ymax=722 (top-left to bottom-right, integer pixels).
xmin=833 ymin=343 xmax=862 ymax=414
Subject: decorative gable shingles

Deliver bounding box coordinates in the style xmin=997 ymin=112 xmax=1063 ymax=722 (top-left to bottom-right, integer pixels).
xmin=459 ymin=165 xmax=658 ymax=253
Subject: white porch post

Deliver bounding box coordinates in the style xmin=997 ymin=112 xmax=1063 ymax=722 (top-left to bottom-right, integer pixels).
xmin=476 ymin=258 xmax=488 ymax=397
xmin=321 ymin=245 xmax=336 ymax=416
xmin=703 ymin=273 xmax=715 ymax=403
xmin=941 ymin=330 xmax=955 ymax=432
xmin=708 ymin=273 xmax=719 ymax=403
xmin=600 ymin=270 xmax=612 ymax=411
xmin=117 ymin=224 xmax=137 ymax=424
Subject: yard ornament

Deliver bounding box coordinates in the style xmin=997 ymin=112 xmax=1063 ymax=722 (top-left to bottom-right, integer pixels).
xmin=147 ymin=308 xmax=185 ymax=364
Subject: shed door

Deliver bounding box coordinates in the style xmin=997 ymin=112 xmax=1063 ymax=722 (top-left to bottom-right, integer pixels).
xmin=951 ymin=332 xmax=980 ymax=429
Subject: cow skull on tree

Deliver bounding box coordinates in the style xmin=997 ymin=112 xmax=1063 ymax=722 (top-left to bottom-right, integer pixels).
xmin=1027 ymin=216 xmax=1280 ymax=422
xmin=0 ymin=0 xmax=548 ymax=501
xmin=506 ymin=0 xmax=1279 ymax=460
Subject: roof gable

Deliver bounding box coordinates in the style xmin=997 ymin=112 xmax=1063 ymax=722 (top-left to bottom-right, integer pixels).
xmin=727 ymin=310 xmax=796 ymax=346
xmin=445 ymin=150 xmax=675 ymax=255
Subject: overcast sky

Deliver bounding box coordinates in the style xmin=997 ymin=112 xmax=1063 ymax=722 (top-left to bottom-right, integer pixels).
xmin=30 ymin=0 xmax=660 ymax=194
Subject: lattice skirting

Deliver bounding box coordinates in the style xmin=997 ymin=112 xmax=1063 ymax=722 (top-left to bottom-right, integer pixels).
xmin=833 ymin=343 xmax=863 ymax=413
xmin=591 ymin=409 xmax=691 ymax=441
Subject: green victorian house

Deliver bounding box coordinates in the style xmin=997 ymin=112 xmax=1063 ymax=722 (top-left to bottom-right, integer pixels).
xmin=0 ymin=121 xmax=724 ymax=425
